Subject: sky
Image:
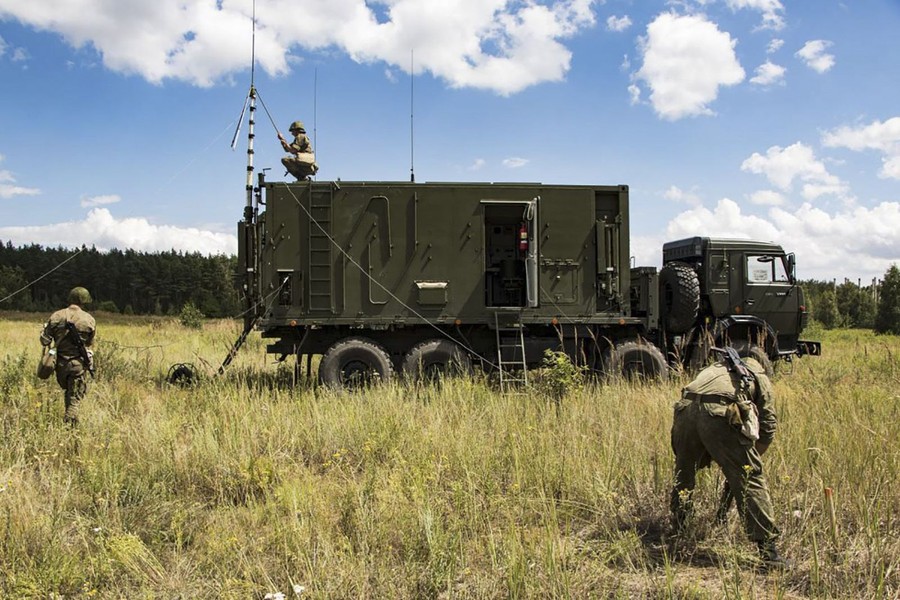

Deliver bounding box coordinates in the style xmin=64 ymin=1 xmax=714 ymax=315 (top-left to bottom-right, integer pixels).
xmin=0 ymin=0 xmax=899 ymax=283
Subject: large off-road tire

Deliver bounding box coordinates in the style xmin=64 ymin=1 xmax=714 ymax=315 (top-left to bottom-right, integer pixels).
xmin=659 ymin=262 xmax=700 ymax=334
xmin=402 ymin=339 xmax=473 ymax=383
xmin=731 ymin=341 xmax=774 ymax=377
xmin=605 ymin=340 xmax=669 ymax=382
xmin=318 ymin=337 xmax=394 ymax=389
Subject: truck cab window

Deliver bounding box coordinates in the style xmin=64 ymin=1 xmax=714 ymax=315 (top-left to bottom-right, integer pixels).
xmin=747 ymin=255 xmax=789 ymax=284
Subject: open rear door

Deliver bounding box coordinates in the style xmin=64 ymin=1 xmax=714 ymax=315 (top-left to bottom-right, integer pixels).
xmin=482 ymin=198 xmax=538 ymax=308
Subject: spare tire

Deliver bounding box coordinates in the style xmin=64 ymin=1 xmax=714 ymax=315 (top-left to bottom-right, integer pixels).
xmin=659 ymin=262 xmax=700 ymax=334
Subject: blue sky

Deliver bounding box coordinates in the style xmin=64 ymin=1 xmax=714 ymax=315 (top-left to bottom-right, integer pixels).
xmin=0 ymin=0 xmax=898 ymax=282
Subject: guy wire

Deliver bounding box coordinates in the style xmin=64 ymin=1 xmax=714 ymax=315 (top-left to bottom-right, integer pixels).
xmin=0 ymin=247 xmax=85 ymax=304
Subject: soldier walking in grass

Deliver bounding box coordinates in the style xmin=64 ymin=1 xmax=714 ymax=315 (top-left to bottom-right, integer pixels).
xmin=40 ymin=286 xmax=96 ymax=426
xmin=670 ymin=351 xmax=789 ymax=569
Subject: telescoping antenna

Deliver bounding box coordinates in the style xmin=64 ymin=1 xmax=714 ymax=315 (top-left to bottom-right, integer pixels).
xmin=231 ymin=0 xmax=259 ymax=221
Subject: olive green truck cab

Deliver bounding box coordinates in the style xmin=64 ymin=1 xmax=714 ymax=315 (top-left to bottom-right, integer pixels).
xmin=238 ymin=176 xmax=819 ymax=387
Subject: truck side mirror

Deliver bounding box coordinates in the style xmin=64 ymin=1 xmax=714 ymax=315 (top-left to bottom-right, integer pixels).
xmin=787 ymin=253 xmax=796 ymax=283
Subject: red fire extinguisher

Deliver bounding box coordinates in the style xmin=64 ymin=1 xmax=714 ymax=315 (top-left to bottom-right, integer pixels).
xmin=518 ymin=223 xmax=528 ymax=253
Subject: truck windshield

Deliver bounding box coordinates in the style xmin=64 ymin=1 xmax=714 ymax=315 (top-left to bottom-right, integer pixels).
xmin=746 ymin=255 xmax=790 ymax=284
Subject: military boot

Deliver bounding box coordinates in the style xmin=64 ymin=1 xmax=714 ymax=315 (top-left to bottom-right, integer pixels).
xmin=757 ymin=540 xmax=791 ymax=570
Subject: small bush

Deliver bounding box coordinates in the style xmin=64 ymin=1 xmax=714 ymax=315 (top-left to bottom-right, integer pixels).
xmin=96 ymin=300 xmax=120 ymax=313
xmin=178 ymin=302 xmax=204 ymax=329
xmin=537 ymin=349 xmax=585 ymax=399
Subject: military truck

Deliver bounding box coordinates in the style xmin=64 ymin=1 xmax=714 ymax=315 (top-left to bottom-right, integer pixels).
xmin=237 ymin=176 xmax=818 ymax=387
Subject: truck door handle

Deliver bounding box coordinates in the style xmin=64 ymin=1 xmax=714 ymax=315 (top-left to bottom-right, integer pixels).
xmin=745 ymin=299 xmax=755 ymax=306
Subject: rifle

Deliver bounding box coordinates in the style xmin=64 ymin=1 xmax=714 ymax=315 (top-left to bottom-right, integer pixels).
xmin=710 ymin=346 xmax=755 ymax=523
xmin=65 ymin=321 xmax=95 ymax=378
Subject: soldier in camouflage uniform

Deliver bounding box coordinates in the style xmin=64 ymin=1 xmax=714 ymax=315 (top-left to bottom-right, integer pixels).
xmin=670 ymin=356 xmax=788 ymax=568
xmin=40 ymin=287 xmax=96 ymax=426
xmin=278 ymin=120 xmax=318 ymax=180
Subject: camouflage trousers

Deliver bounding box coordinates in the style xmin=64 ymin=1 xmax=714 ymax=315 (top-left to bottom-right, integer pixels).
xmin=55 ymin=358 xmax=88 ymax=425
xmin=282 ymin=155 xmax=318 ymax=180
xmin=670 ymin=399 xmax=779 ymax=543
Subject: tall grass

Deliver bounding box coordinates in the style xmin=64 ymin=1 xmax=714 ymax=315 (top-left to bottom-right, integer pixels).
xmin=1 ymin=312 xmax=898 ymax=598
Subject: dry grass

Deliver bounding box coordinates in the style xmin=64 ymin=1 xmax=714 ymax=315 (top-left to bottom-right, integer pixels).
xmin=1 ymin=312 xmax=898 ymax=598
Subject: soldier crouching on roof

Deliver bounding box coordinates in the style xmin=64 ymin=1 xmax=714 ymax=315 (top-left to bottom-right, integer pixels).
xmin=278 ymin=120 xmax=319 ymax=180
xmin=670 ymin=355 xmax=790 ymax=569
xmin=40 ymin=286 xmax=96 ymax=426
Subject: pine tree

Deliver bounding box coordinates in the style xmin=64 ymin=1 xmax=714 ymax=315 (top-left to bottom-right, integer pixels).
xmin=813 ymin=288 xmax=840 ymax=329
xmin=874 ymin=265 xmax=900 ymax=335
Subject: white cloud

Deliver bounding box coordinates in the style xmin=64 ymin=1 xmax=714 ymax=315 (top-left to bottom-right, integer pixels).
xmin=766 ymin=38 xmax=784 ymax=54
xmin=740 ymin=142 xmax=848 ymax=200
xmin=796 ymin=40 xmax=835 ymax=73
xmin=822 ymin=117 xmax=900 ymax=180
xmin=0 ymin=0 xmax=598 ymax=95
xmin=0 ymin=208 xmax=236 ymax=255
xmin=633 ymin=13 xmax=745 ymax=120
xmin=632 ymin=198 xmax=900 ymax=280
xmin=0 ymin=34 xmax=6 ymax=57
xmin=11 ymin=47 xmax=28 ymax=62
xmin=80 ymin=194 xmax=121 ymax=208
xmin=749 ymin=60 xmax=785 ymax=86
xmin=606 ymin=15 xmax=632 ymax=32
xmin=822 ymin=117 xmax=900 ymax=153
xmin=502 ymin=157 xmax=529 ymax=168
xmin=0 ymin=155 xmax=40 ymax=199
xmin=469 ymin=158 xmax=486 ymax=171
xmin=748 ymin=190 xmax=785 ymax=206
xmin=627 ymin=83 xmax=641 ymax=105
xmin=663 ymin=185 xmax=702 ymax=206
xmin=725 ymin=0 xmax=785 ymax=30
xmin=882 ymin=156 xmax=900 ymax=180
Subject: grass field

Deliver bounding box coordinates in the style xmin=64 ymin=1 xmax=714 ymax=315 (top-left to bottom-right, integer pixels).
xmin=1 ymin=312 xmax=898 ymax=599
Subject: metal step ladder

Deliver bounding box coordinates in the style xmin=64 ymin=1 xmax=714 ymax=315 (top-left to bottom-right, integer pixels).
xmin=308 ymin=186 xmax=334 ymax=313
xmin=494 ymin=310 xmax=528 ymax=392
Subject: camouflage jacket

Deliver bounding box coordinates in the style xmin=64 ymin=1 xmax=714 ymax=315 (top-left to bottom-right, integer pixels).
xmin=40 ymin=305 xmax=96 ymax=363
xmin=682 ymin=361 xmax=777 ymax=445
xmin=288 ymin=133 xmax=313 ymax=155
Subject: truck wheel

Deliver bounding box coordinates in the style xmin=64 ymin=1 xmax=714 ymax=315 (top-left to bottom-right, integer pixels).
xmin=318 ymin=337 xmax=394 ymax=389
xmin=402 ymin=339 xmax=473 ymax=382
xmin=732 ymin=341 xmax=774 ymax=377
xmin=659 ymin=262 xmax=700 ymax=334
xmin=606 ymin=341 xmax=669 ymax=382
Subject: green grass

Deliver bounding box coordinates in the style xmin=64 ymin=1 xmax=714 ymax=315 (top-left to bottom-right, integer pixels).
xmin=1 ymin=313 xmax=899 ymax=598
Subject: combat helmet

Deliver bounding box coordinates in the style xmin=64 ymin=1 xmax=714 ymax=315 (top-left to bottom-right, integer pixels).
xmin=289 ymin=120 xmax=306 ymax=133
xmin=743 ymin=357 xmax=766 ymax=375
xmin=68 ymin=286 xmax=92 ymax=306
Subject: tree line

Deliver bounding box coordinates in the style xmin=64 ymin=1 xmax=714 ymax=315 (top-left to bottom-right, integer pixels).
xmin=1 ymin=241 xmax=897 ymax=334
xmin=0 ymin=241 xmax=240 ymax=318
xmin=800 ymin=264 xmax=900 ymax=335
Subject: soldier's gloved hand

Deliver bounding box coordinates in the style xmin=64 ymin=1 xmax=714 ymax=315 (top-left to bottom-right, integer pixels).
xmin=755 ymin=441 xmax=771 ymax=455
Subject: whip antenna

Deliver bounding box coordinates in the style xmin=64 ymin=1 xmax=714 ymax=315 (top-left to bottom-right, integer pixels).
xmin=314 ymin=67 xmax=318 ymax=176
xmin=243 ymin=0 xmax=258 ymax=214
xmin=410 ymin=49 xmax=415 ymax=183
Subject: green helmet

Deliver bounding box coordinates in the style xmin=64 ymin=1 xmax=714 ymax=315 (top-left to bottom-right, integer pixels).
xmin=289 ymin=120 xmax=305 ymax=133
xmin=68 ymin=286 xmax=92 ymax=306
xmin=743 ymin=357 xmax=765 ymax=374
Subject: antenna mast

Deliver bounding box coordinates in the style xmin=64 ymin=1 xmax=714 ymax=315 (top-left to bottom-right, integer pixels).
xmin=245 ymin=0 xmax=258 ymax=214
xmin=410 ymin=49 xmax=415 ymax=183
